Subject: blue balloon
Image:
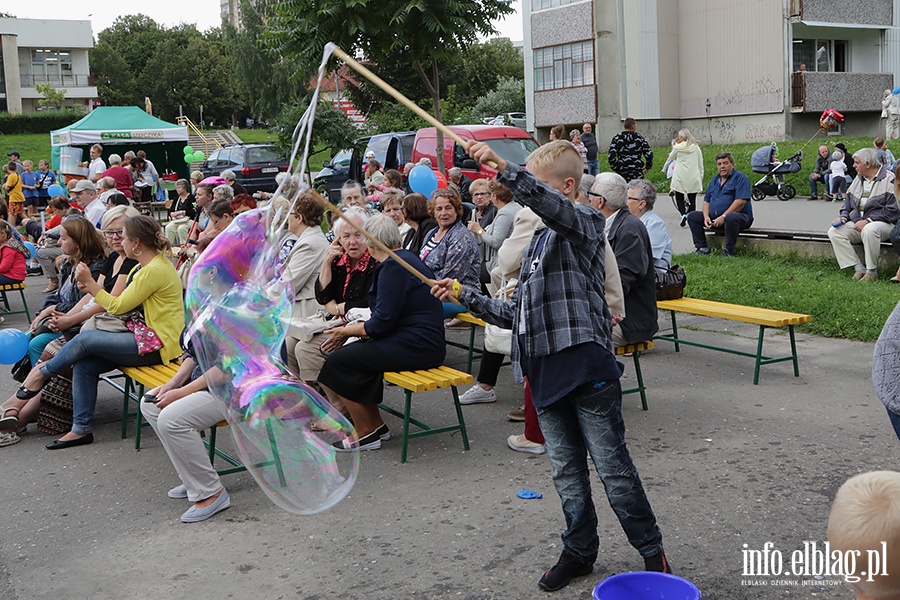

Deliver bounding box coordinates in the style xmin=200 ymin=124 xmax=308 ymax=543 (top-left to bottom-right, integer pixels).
xmin=893 ymin=87 xmax=900 ymax=95
xmin=23 ymin=242 xmax=36 ymax=261
xmin=0 ymin=329 xmax=29 ymax=364
xmin=408 ymin=164 xmax=438 ymax=197
xmin=48 ymin=184 xmax=65 ymax=198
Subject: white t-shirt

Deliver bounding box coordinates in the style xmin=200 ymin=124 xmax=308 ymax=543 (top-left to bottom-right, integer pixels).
xmin=830 ymin=160 xmax=847 ymax=179
xmin=84 ymin=198 xmax=107 ymax=228
xmin=89 ymin=157 xmax=107 ymax=180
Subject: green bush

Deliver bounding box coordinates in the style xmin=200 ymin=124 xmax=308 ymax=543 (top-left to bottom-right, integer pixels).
xmin=0 ymin=109 xmax=84 ymax=135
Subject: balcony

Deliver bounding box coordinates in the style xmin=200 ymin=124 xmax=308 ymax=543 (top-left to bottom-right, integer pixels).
xmin=791 ymin=71 xmax=892 ymax=112
xmin=19 ymin=74 xmax=94 ymax=88
xmin=790 ymin=0 xmax=892 ymax=27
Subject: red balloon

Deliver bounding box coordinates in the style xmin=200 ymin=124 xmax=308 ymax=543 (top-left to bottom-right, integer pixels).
xmin=435 ymin=171 xmax=448 ymax=189
xmin=819 ymin=109 xmax=845 ymax=131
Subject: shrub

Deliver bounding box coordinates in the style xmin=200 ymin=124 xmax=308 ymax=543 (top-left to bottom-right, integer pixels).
xmin=0 ymin=109 xmax=84 ymax=135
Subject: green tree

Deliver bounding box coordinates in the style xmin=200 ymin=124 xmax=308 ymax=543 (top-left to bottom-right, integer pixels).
xmin=96 ymin=15 xmax=168 ymax=78
xmin=444 ymin=38 xmax=524 ymax=109
xmin=471 ymin=77 xmax=525 ymax=120
xmin=268 ymin=0 xmax=515 ymax=172
xmin=90 ymin=40 xmax=138 ymax=106
xmin=274 ymin=98 xmax=358 ymax=182
xmin=34 ymin=83 xmax=66 ymax=109
xmin=142 ymin=37 xmax=238 ymax=125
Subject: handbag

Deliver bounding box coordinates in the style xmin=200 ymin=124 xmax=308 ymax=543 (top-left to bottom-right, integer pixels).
xmin=81 ymin=311 xmax=133 ymax=333
xmin=656 ymin=264 xmax=686 ymax=301
xmin=81 ymin=309 xmax=164 ymax=355
xmin=126 ymin=319 xmax=164 ymax=355
xmin=484 ymin=278 xmax=516 ymax=356
xmin=10 ymin=354 xmax=31 ymax=383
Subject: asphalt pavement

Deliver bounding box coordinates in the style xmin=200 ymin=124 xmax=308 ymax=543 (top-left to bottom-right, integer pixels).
xmin=0 ymin=194 xmax=891 ymax=600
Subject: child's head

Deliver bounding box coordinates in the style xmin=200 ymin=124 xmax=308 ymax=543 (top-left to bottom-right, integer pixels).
xmin=876 ymin=137 xmax=888 ymax=149
xmin=525 ymin=140 xmax=583 ymax=200
xmin=828 ymin=471 xmax=900 ymax=600
xmin=832 ymin=151 xmax=844 ymax=162
xmin=22 ymin=160 xmax=33 ymax=171
xmin=38 ymin=160 xmax=49 ymax=171
xmin=4 ymin=162 xmax=14 ymax=174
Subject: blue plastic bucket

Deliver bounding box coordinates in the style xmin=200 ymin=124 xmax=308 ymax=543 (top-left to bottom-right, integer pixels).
xmin=593 ymin=572 xmax=701 ymax=600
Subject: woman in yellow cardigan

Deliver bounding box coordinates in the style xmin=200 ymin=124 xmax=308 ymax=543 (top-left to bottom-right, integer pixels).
xmin=15 ymin=215 xmax=184 ymax=449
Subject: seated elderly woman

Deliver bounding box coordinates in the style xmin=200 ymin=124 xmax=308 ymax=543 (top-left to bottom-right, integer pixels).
xmin=625 ymin=179 xmax=673 ymax=273
xmin=467 ymin=180 xmax=522 ymax=289
xmin=282 ymin=191 xmax=329 ymax=322
xmin=9 ymin=215 xmax=184 ymax=449
xmin=318 ymin=213 xmax=445 ymax=451
xmin=468 ymin=178 xmax=497 ymax=228
xmin=285 ymin=208 xmax=376 ymax=390
xmin=419 ymin=188 xmax=481 ymax=318
xmin=164 ymin=178 xmax=197 ymax=245
xmin=379 ymin=189 xmax=410 ymax=237
xmin=230 ymin=193 xmax=257 ymax=215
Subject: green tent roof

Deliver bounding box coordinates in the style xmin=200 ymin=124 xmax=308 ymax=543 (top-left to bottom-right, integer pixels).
xmin=51 ymin=106 xmax=188 ymax=146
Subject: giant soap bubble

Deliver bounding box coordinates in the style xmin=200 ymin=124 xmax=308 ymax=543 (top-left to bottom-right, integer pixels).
xmin=185 ymin=209 xmax=358 ymax=515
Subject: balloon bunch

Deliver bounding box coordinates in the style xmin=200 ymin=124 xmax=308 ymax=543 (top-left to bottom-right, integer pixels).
xmin=407 ymin=165 xmax=448 ymax=197
xmin=183 ymin=146 xmax=206 ymax=164
xmin=819 ymin=109 xmax=845 ymax=131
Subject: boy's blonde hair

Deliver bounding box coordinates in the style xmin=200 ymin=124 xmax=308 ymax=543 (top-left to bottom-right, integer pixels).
xmin=828 ymin=471 xmax=900 ymax=599
xmin=525 ymin=140 xmax=583 ymax=190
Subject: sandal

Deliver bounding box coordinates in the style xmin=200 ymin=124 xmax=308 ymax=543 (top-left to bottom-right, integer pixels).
xmin=0 ymin=431 xmax=20 ymax=447
xmin=0 ymin=407 xmax=20 ymax=431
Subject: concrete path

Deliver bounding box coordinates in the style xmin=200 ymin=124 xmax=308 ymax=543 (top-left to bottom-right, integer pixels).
xmin=0 ymin=269 xmax=894 ymax=598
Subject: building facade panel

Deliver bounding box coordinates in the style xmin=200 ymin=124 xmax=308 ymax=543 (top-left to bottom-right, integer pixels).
xmin=533 ymin=86 xmax=597 ymax=127
xmin=530 ymin=1 xmax=593 ymax=49
xmin=799 ymin=0 xmax=892 ymax=26
xmin=803 ymin=72 xmax=893 ymax=112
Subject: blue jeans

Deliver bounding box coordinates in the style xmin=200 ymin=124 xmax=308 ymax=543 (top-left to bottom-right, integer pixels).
xmin=39 ymin=330 xmax=161 ymax=434
xmin=536 ymin=379 xmax=663 ymax=565
xmin=809 ymin=173 xmax=830 ymax=197
xmin=687 ymin=210 xmax=754 ymax=254
xmin=587 ymin=159 xmax=600 ymax=176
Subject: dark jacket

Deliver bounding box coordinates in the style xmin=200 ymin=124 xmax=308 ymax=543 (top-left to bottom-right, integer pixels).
xmin=314 ymin=251 xmax=378 ymax=311
xmin=581 ymin=132 xmax=599 ymax=161
xmin=607 ymin=210 xmax=659 ymax=343
xmin=814 ymin=154 xmax=833 ymax=175
xmin=608 ymin=131 xmax=653 ymax=181
xmin=403 ymin=217 xmax=437 ymax=255
xmin=168 ymin=193 xmax=196 ymax=219
xmin=364 ymin=250 xmax=445 ymax=367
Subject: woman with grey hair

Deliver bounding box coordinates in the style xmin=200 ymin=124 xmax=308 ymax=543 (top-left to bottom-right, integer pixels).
xmin=164 ymin=179 xmax=197 ymax=245
xmin=213 ymin=184 xmax=234 ymax=201
xmin=317 ymin=213 xmax=446 ymax=452
xmin=626 ymin=179 xmax=673 ymax=272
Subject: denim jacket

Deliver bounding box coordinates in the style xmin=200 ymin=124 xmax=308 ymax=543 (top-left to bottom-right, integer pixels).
xmin=460 ymin=163 xmax=612 ymax=382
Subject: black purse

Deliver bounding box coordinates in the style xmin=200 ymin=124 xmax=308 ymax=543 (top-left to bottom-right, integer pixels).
xmin=11 ymin=354 xmax=31 ymax=383
xmin=656 ymin=264 xmax=686 ymax=301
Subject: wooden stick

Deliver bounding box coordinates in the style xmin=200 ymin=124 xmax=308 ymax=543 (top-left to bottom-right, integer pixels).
xmin=330 ymin=46 xmax=498 ymax=169
xmin=308 ymin=189 xmax=460 ymax=305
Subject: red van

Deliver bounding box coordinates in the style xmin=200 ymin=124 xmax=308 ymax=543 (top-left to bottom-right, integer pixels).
xmin=411 ymin=125 xmax=539 ymax=180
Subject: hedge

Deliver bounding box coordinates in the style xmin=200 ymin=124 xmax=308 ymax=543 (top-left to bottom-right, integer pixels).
xmin=0 ymin=109 xmax=85 ymax=135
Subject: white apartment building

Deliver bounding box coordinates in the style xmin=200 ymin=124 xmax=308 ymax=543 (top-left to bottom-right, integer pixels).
xmin=0 ymin=17 xmax=98 ymax=113
xmin=524 ymin=0 xmax=900 ymax=147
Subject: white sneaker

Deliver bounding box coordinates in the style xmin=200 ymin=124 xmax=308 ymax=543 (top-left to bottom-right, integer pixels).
xmin=458 ymin=385 xmax=497 ymax=405
xmin=507 ymin=434 xmax=545 ymax=455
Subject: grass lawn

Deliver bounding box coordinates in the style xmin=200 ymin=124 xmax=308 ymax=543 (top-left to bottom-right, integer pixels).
xmin=0 ymin=132 xmax=52 ymax=163
xmin=624 ymin=135 xmax=876 ymax=197
xmin=674 ymin=250 xmax=899 ymax=343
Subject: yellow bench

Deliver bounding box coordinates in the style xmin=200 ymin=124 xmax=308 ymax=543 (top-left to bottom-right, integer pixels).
xmin=453 ymin=312 xmax=654 ymax=409
xmin=381 ymin=366 xmax=474 ymax=463
xmin=655 ymin=297 xmax=813 ymax=384
xmin=0 ymin=282 xmax=30 ymax=320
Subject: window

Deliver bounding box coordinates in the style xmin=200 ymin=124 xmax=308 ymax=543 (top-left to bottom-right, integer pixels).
xmin=29 ymin=49 xmax=75 ymax=86
xmin=532 ymin=0 xmax=586 ymax=11
xmin=793 ymin=39 xmax=850 ymax=72
xmin=534 ymin=41 xmax=594 ymax=91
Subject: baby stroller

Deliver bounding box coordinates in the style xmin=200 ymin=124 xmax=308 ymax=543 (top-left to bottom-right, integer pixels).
xmin=750 ymin=143 xmax=803 ymax=201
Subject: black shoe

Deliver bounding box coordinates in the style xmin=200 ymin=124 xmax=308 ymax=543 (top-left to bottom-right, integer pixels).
xmin=46 ymin=433 xmax=94 ymax=450
xmin=694 ymin=247 xmax=711 ymax=255
xmin=538 ymin=554 xmax=594 ymax=592
xmin=26 ymin=266 xmax=42 ymax=276
xmin=807 ymin=195 xmax=818 ymax=201
xmin=723 ymin=250 xmax=734 ymax=258
xmin=644 ymin=549 xmax=673 ymax=574
xmin=679 ymin=214 xmax=688 ymax=228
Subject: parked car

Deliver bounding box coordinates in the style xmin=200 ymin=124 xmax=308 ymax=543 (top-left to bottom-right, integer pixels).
xmin=481 ymin=113 xmax=527 ymax=130
xmin=314 ymin=132 xmax=415 ymax=203
xmin=411 ymin=125 xmax=539 ymax=182
xmin=197 ymin=143 xmax=289 ymax=194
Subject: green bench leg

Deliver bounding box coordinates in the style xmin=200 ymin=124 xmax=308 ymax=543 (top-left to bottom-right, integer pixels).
xmin=401 ymin=390 xmax=413 ymax=464
xmin=450 ymin=385 xmax=471 ymax=451
xmin=669 ymin=310 xmax=680 ymax=352
xmin=266 ymin=420 xmax=287 ymax=486
xmin=134 ymin=383 xmax=145 ymax=450
xmin=631 ymin=351 xmax=648 ymax=411
xmin=18 ymin=288 xmax=29 ymax=320
xmin=789 ymin=325 xmax=800 ymax=377
xmin=121 ymin=376 xmax=134 ymax=439
xmin=753 ymin=325 xmax=766 ymax=386
xmin=466 ymin=324 xmax=477 ymax=374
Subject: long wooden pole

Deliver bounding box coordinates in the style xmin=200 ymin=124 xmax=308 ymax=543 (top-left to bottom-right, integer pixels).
xmin=308 ymin=189 xmax=460 ymax=305
xmin=330 ymin=46 xmax=498 ymax=169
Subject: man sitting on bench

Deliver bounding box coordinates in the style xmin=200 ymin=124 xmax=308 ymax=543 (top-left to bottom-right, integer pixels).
xmin=686 ymin=152 xmax=753 ymax=258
